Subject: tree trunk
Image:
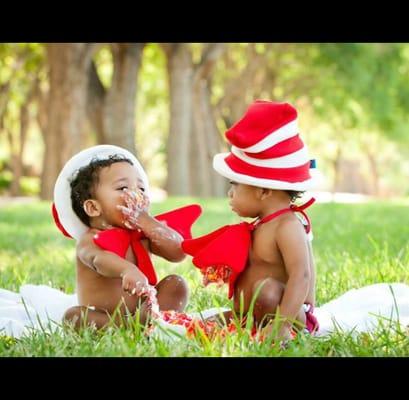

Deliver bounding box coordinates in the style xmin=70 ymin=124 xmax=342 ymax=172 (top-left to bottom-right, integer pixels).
xmin=215 ymin=44 xmax=263 ymax=128
xmin=9 ymin=103 xmax=30 ymax=196
xmin=6 ymin=128 xmax=18 ymax=196
xmin=164 ymin=44 xmax=226 ymax=197
xmin=9 ymin=153 xmax=21 ymax=196
xmin=332 ymin=145 xmax=342 ymax=199
xmin=164 ymin=44 xmax=194 ymax=196
xmin=86 ymin=61 xmax=106 ymax=144
xmin=0 ymin=82 xmax=9 ymax=122
xmin=86 ymin=44 xmax=144 ymax=155
xmin=102 ymin=43 xmax=143 ymax=154
xmin=40 ymin=43 xmax=96 ymax=200
xmin=192 ymin=75 xmax=227 ymax=197
xmin=366 ymin=151 xmax=380 ymax=196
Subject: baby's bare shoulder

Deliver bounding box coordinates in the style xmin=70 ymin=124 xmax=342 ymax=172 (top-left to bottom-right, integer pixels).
xmin=278 ymin=212 xmax=304 ymax=228
xmin=254 ymin=215 xmax=292 ymax=246
xmin=275 ymin=213 xmax=307 ymax=242
xmin=76 ymin=229 xmax=100 ymax=250
xmin=261 ymin=213 xmax=301 ymax=234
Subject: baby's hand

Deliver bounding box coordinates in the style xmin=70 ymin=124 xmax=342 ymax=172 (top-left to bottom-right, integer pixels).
xmin=117 ymin=188 xmax=150 ymax=230
xmin=121 ymin=267 xmax=150 ymax=296
xmin=260 ymin=321 xmax=294 ymax=349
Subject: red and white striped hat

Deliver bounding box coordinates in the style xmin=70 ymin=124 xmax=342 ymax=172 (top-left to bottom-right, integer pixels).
xmin=213 ymin=100 xmax=316 ymax=191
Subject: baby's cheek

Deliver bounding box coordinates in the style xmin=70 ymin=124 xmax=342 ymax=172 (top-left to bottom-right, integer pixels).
xmin=113 ymin=207 xmax=125 ymax=222
xmin=117 ymin=196 xmax=127 ymax=207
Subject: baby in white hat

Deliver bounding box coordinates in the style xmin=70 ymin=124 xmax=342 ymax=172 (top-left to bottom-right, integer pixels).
xmin=53 ymin=145 xmax=201 ymax=330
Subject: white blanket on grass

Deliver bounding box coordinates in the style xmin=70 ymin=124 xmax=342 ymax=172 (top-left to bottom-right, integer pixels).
xmin=1 ymin=283 xmax=409 ymax=340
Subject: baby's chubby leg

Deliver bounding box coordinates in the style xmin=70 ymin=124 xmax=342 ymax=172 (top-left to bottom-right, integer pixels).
xmin=204 ymin=278 xmax=285 ymax=329
xmin=251 ymin=278 xmax=307 ymax=329
xmin=62 ymin=306 xmax=124 ymax=330
xmin=137 ymin=274 xmax=188 ymax=325
xmin=251 ymin=278 xmax=284 ymax=326
xmin=155 ymin=274 xmax=189 ymax=311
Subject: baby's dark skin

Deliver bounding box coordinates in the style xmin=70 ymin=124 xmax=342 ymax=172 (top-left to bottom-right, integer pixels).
xmin=63 ymin=162 xmax=188 ymax=330
xmin=210 ymin=182 xmax=316 ymax=340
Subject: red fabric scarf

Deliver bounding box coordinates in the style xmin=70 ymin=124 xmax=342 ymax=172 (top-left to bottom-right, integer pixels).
xmin=182 ymin=198 xmax=315 ymax=298
xmin=93 ymin=204 xmax=202 ymax=285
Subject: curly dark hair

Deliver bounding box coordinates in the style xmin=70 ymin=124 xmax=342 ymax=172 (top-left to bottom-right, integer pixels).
xmin=70 ymin=154 xmax=133 ymax=227
xmin=285 ymin=190 xmax=304 ymax=203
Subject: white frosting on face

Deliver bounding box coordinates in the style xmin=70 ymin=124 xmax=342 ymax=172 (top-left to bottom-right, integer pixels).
xmin=118 ymin=188 xmax=151 ymax=229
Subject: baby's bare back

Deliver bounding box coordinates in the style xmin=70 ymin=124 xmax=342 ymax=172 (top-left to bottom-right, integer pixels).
xmin=233 ymin=222 xmax=286 ymax=310
xmin=233 ymin=214 xmax=314 ymax=312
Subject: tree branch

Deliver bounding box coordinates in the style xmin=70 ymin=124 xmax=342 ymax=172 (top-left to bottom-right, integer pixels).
xmin=161 ymin=43 xmax=179 ymax=59
xmin=194 ymin=43 xmax=225 ymax=81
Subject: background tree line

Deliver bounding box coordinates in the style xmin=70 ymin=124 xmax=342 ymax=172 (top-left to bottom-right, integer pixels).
xmin=1 ymin=43 xmax=409 ymax=200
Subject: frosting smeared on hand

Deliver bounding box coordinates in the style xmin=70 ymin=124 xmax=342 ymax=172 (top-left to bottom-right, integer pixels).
xmin=117 ymin=188 xmax=150 ymax=229
xmin=149 ymin=221 xmax=181 ymax=245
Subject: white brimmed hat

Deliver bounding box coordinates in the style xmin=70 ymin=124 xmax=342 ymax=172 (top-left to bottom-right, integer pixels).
xmin=52 ymin=145 xmax=149 ymax=240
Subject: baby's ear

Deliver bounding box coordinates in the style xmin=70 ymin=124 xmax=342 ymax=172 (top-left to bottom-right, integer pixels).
xmin=259 ymin=187 xmax=273 ymax=200
xmin=83 ymin=199 xmax=102 ymax=218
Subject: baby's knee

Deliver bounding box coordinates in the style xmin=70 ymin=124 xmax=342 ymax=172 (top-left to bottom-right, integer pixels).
xmin=162 ymin=274 xmax=189 ymax=296
xmin=62 ymin=306 xmax=84 ymax=327
xmin=156 ymin=274 xmax=189 ymax=312
xmin=252 ymin=279 xmax=284 ymax=323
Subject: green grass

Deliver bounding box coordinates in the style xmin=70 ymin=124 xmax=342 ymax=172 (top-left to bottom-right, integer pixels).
xmin=1 ymin=197 xmax=409 ymax=356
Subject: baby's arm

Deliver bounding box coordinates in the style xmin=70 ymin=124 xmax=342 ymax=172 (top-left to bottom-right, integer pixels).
xmin=275 ymin=219 xmax=311 ymax=332
xmin=305 ymin=240 xmax=316 ymax=306
xmin=133 ymin=212 xmax=185 ymax=262
xmin=77 ymin=231 xmax=149 ymax=294
xmin=117 ymin=190 xmax=185 ymax=262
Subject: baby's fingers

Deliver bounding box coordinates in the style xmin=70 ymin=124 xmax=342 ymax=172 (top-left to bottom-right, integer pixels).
xmin=124 ymin=221 xmax=134 ymax=230
xmin=127 ymin=190 xmax=138 ymax=200
xmin=130 ymin=281 xmax=144 ymax=296
xmin=127 ymin=216 xmax=139 ymax=226
xmin=116 ymin=205 xmax=133 ymax=216
xmin=122 ymin=190 xmax=137 ymax=204
xmin=125 ymin=282 xmax=137 ymax=296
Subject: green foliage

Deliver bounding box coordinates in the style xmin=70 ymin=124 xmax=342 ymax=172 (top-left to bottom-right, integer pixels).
xmin=0 ymin=173 xmax=40 ymax=195
xmin=0 ymin=171 xmax=12 ymax=193
xmin=1 ymin=43 xmax=409 ymax=196
xmin=0 ymin=43 xmax=45 ymax=106
xmin=315 ymin=44 xmax=409 ymax=144
xmin=0 ymin=43 xmax=46 ymax=183
xmin=19 ymin=176 xmax=40 ymax=196
xmin=92 ymin=45 xmax=113 ymax=89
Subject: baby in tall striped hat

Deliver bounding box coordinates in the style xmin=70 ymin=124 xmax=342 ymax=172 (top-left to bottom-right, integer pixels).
xmin=182 ymin=100 xmax=320 ymax=341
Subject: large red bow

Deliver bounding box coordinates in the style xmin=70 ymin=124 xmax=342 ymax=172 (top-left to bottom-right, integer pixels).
xmin=182 ymin=222 xmax=253 ymax=298
xmin=92 ymin=204 xmax=201 ymax=285
xmin=182 ymin=198 xmax=315 ymax=299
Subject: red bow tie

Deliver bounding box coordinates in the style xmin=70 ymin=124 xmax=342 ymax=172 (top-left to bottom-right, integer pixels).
xmin=93 ymin=204 xmax=202 ymax=285
xmin=182 ymin=198 xmax=315 ymax=298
